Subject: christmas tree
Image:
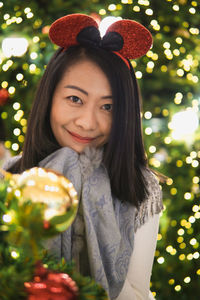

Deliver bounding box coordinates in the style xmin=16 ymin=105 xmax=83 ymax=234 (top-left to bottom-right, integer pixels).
xmin=0 ymin=167 xmax=108 ymax=299
xmin=0 ymin=0 xmax=200 ymax=299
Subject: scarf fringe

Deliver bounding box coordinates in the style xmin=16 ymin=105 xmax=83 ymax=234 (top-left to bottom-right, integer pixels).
xmin=134 ymin=169 xmax=163 ymax=232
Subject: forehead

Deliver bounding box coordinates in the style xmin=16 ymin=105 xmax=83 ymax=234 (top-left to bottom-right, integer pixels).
xmin=57 ymin=59 xmax=112 ymax=94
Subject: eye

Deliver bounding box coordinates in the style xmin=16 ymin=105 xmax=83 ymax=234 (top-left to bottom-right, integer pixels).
xmin=102 ymin=103 xmax=112 ymax=112
xmin=67 ymin=96 xmax=82 ymax=104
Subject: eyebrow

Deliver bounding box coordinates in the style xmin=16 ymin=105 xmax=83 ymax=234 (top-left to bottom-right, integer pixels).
xmin=65 ymin=85 xmax=112 ymax=99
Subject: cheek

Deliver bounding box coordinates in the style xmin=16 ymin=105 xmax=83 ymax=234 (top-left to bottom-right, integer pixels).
xmin=102 ymin=117 xmax=112 ymax=136
xmin=51 ymin=99 xmax=63 ymax=124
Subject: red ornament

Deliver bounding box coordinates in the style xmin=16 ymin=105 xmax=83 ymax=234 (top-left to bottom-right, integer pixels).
xmin=43 ymin=220 xmax=50 ymax=229
xmin=42 ymin=25 xmax=50 ymax=35
xmin=0 ymin=89 xmax=9 ymax=106
xmin=25 ymin=262 xmax=79 ymax=300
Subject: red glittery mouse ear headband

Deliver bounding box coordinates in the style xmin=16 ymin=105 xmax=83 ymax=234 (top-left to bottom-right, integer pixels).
xmin=49 ymin=14 xmax=153 ymax=69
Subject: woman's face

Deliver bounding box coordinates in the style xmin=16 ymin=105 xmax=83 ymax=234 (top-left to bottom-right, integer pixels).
xmin=50 ymin=60 xmax=113 ymax=153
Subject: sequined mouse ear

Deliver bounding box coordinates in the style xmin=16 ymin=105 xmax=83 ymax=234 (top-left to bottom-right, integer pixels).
xmin=49 ymin=14 xmax=99 ymax=48
xmin=106 ymin=20 xmax=153 ymax=59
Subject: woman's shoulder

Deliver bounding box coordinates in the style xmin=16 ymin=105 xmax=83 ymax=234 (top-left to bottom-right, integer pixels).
xmin=134 ymin=167 xmax=164 ymax=232
xmin=2 ymin=155 xmax=21 ymax=171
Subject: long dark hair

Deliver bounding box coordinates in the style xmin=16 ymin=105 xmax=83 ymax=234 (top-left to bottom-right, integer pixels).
xmin=8 ymin=46 xmax=149 ymax=207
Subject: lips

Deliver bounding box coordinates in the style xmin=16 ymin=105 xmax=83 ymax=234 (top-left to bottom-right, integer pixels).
xmin=67 ymin=130 xmax=95 ymax=144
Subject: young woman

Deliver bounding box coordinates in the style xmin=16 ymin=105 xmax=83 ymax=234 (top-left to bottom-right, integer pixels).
xmin=4 ymin=14 xmax=163 ymax=300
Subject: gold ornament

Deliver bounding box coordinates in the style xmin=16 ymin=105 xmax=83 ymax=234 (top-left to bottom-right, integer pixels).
xmin=2 ymin=167 xmax=79 ymax=232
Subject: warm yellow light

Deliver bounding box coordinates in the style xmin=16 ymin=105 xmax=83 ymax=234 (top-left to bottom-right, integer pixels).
xmin=187 ymin=253 xmax=193 ymax=260
xmin=13 ymin=102 xmax=21 ymax=110
xmin=1 ymin=81 xmax=8 ymax=88
xmin=188 ymin=216 xmax=195 ymax=223
xmin=177 ymin=69 xmax=184 ymax=77
xmin=2 ymin=214 xmax=12 ymax=223
xmin=164 ymin=137 xmax=172 ymax=144
xmin=27 ymin=12 xmax=34 ymax=18
xmin=163 ymin=42 xmax=170 ymax=49
xmin=189 ymin=7 xmax=196 ymax=14
xmin=1 ymin=112 xmax=7 ymax=119
xmin=193 ymin=252 xmax=199 ymax=259
xmin=18 ymin=135 xmax=24 ymax=143
xmin=171 ymin=220 xmax=177 ymax=227
xmin=192 ymin=205 xmax=199 ymax=212
xmin=5 ymin=141 xmax=11 ymax=148
xmin=16 ymin=73 xmax=23 ymax=81
xmin=177 ymin=228 xmax=184 ymax=236
xmin=13 ymin=128 xmax=21 ymax=136
xmin=189 ymin=27 xmax=199 ymax=35
xmin=184 ymin=277 xmax=191 ymax=284
xmin=33 ymin=36 xmax=40 ymax=43
xmin=4 ymin=13 xmax=10 ymax=20
xmin=30 ymin=52 xmax=38 ymax=59
xmin=173 ymin=5 xmax=179 ymax=11
xmin=191 ymin=1 xmax=197 ymax=6
xmin=177 ymin=236 xmax=184 ymax=243
xmin=179 ymin=242 xmax=186 ymax=249
xmin=12 ymin=143 xmax=19 ymax=151
xmin=176 ymin=37 xmax=182 ymax=44
xmin=147 ymin=61 xmax=154 ymax=68
xmin=11 ymin=250 xmax=20 ymax=259
xmin=174 ymin=285 xmax=181 ymax=292
xmin=145 ymin=127 xmax=152 ymax=135
xmin=176 ymin=160 xmax=183 ymax=167
xmin=166 ymin=178 xmax=173 ymax=185
xmin=192 ymin=160 xmax=199 ymax=168
xmin=138 ymin=0 xmax=149 ymax=5
xmin=157 ymin=257 xmax=165 ymax=264
xmin=161 ymin=65 xmax=167 ymax=72
xmin=184 ymin=192 xmax=191 ymax=200
xmin=20 ymin=118 xmax=27 ymax=126
xmin=29 ymin=64 xmax=36 ymax=72
xmin=8 ymin=86 xmax=15 ymax=94
xmin=145 ymin=8 xmax=153 ymax=15
xmin=170 ymin=188 xmax=177 ymax=195
xmin=133 ymin=5 xmax=140 ymax=12
xmin=162 ymin=109 xmax=169 ymax=116
xmin=108 ymin=4 xmax=116 ymax=11
xmin=166 ymin=245 xmax=173 ymax=253
xmin=168 ymin=279 xmax=175 ymax=285
xmin=190 ymin=151 xmax=197 ymax=158
xmin=190 ymin=238 xmax=197 ymax=246
xmin=144 ymin=111 xmax=152 ymax=119
xmin=135 ymin=71 xmax=142 ymax=79
xmin=24 ymin=7 xmax=31 ymax=13
xmin=179 ymin=254 xmax=185 ymax=261
xmin=149 ymin=146 xmax=156 ymax=153
xmin=192 ymin=177 xmax=199 ymax=184
xmin=173 ymin=49 xmax=180 ymax=56
xmin=16 ymin=17 xmax=23 ymax=24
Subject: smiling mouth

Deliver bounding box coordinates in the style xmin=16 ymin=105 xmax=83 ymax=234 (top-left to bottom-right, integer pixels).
xmin=67 ymin=130 xmax=95 ymax=144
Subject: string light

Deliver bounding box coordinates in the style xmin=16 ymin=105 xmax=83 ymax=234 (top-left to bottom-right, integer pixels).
xmin=2 ymin=214 xmax=12 ymax=223
xmin=11 ymin=250 xmax=20 ymax=259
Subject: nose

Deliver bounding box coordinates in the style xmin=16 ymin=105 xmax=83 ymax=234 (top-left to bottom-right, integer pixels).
xmin=74 ymin=105 xmax=97 ymax=131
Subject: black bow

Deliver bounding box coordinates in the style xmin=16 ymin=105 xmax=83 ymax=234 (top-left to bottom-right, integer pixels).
xmin=76 ymin=26 xmax=124 ymax=51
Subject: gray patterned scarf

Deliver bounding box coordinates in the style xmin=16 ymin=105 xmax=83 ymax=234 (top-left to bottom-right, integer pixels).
xmin=39 ymin=147 xmax=136 ymax=299
xmin=3 ymin=147 xmax=163 ymax=299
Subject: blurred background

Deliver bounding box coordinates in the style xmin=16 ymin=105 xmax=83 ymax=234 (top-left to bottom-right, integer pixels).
xmin=0 ymin=0 xmax=199 ymax=299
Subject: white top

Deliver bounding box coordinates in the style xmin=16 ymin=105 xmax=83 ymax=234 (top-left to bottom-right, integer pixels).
xmin=116 ymin=214 xmax=160 ymax=300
